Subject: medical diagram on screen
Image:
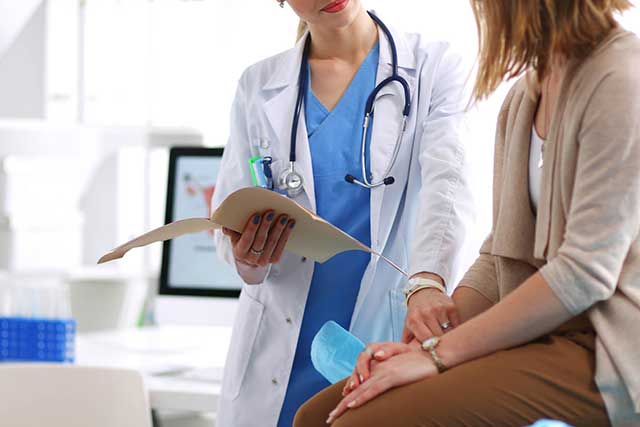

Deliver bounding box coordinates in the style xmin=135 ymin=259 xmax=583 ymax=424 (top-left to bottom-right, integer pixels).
xmin=168 ymin=156 xmax=241 ymax=290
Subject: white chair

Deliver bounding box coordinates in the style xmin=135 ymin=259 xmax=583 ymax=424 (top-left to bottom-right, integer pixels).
xmin=0 ymin=364 xmax=152 ymax=427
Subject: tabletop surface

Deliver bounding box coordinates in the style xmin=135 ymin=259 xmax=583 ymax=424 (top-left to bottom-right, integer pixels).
xmin=75 ymin=325 xmax=232 ymax=413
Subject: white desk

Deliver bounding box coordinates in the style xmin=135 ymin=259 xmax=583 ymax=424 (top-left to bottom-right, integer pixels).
xmin=75 ymin=325 xmax=232 ymax=413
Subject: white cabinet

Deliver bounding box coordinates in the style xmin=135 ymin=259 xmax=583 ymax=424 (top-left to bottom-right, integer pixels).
xmin=0 ymin=215 xmax=83 ymax=272
xmin=0 ymin=154 xmax=87 ymax=272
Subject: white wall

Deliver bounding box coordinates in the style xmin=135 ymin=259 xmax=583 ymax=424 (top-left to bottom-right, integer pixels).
xmin=0 ymin=2 xmax=46 ymax=118
xmin=0 ymin=0 xmax=42 ymax=57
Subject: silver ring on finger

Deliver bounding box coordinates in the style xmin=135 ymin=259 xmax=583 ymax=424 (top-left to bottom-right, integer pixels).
xmin=440 ymin=320 xmax=452 ymax=331
xmin=249 ymin=247 xmax=264 ymax=256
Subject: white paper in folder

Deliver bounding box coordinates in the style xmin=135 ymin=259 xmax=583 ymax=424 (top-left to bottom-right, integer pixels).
xmin=98 ymin=187 xmax=407 ymax=276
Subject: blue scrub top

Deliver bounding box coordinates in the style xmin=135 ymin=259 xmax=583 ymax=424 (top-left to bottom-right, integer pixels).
xmin=277 ymin=43 xmax=379 ymax=427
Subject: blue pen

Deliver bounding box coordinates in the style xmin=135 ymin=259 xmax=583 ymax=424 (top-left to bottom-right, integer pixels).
xmin=249 ymin=156 xmax=272 ymax=189
xmin=262 ymin=156 xmax=274 ymax=190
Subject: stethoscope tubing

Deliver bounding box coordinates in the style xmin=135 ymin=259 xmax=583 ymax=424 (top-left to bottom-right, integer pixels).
xmin=285 ymin=10 xmax=411 ymax=194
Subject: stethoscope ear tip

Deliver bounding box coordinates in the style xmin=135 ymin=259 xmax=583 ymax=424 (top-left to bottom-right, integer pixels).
xmin=344 ymin=174 xmax=395 ymax=187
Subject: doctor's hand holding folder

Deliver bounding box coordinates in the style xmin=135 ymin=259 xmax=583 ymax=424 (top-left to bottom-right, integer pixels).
xmin=97 ymin=186 xmax=407 ymax=278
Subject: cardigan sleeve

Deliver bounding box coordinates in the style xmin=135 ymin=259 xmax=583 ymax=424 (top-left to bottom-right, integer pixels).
xmin=459 ymin=235 xmax=499 ymax=303
xmin=540 ymin=69 xmax=640 ymax=315
xmin=457 ymin=84 xmax=519 ymax=304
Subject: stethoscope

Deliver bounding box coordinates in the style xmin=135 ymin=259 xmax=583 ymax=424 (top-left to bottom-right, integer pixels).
xmin=278 ymin=11 xmax=412 ymax=197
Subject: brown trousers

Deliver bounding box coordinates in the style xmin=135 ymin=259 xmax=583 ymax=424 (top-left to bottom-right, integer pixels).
xmin=294 ymin=317 xmax=610 ymax=427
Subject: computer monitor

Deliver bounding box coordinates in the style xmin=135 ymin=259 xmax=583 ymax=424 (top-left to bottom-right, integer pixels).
xmin=159 ymin=147 xmax=242 ymax=299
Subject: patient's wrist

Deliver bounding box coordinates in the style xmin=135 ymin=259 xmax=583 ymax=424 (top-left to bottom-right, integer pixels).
xmin=436 ymin=332 xmax=467 ymax=369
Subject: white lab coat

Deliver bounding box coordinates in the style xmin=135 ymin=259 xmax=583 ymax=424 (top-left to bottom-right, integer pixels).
xmin=212 ymin=20 xmax=474 ymax=427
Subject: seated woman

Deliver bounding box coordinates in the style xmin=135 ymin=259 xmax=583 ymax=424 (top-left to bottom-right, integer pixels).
xmin=293 ymin=1 xmax=640 ymax=426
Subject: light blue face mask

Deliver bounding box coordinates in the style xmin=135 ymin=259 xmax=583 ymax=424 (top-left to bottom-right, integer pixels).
xmin=311 ymin=321 xmax=366 ymax=384
xmin=528 ymin=420 xmax=574 ymax=427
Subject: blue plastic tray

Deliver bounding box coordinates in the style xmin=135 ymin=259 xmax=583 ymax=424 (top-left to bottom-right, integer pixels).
xmin=0 ymin=317 xmax=75 ymax=363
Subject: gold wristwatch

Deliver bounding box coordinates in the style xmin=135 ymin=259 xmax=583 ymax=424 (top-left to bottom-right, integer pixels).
xmin=421 ymin=336 xmax=448 ymax=373
xmin=402 ymin=277 xmax=446 ymax=306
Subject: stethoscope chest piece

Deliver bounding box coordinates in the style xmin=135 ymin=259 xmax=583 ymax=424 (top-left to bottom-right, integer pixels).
xmin=279 ymin=162 xmax=304 ymax=197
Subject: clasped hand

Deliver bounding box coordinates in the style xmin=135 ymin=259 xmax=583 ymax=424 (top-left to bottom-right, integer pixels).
xmin=327 ymin=288 xmax=460 ymax=423
xmin=326 ymin=342 xmax=438 ymax=424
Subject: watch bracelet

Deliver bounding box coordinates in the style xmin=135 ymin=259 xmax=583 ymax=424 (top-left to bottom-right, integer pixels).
xmin=405 ymin=283 xmax=446 ymax=306
xmin=427 ymin=347 xmax=448 ymax=373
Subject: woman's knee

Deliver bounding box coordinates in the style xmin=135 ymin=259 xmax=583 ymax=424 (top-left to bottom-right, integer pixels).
xmin=293 ymin=398 xmax=322 ymax=427
xmin=294 ymin=379 xmax=347 ymax=427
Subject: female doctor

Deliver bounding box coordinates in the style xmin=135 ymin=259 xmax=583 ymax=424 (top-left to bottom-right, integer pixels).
xmin=211 ymin=1 xmax=474 ymax=426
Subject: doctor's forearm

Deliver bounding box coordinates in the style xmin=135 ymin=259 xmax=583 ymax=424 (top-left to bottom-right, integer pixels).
xmin=410 ymin=272 xmax=444 ymax=285
xmin=438 ymin=272 xmax=573 ymax=368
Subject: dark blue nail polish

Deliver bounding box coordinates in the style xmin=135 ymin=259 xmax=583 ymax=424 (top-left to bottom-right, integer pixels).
xmin=253 ymin=215 xmax=261 ymax=224
xmin=289 ymin=221 xmax=296 ymax=229
xmin=266 ymin=213 xmax=274 ymax=221
xmin=280 ymin=217 xmax=288 ymax=225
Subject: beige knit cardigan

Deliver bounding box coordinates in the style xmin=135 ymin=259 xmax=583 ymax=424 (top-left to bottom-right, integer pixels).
xmin=460 ymin=28 xmax=640 ymax=427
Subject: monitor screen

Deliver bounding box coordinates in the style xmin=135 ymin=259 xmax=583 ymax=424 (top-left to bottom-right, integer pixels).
xmin=160 ymin=147 xmax=242 ymax=298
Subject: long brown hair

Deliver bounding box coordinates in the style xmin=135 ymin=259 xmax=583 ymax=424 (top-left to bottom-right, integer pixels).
xmin=297 ymin=19 xmax=308 ymax=41
xmin=471 ymin=0 xmax=633 ymax=101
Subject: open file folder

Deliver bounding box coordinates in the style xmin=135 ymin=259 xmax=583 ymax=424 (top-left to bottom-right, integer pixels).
xmin=98 ymin=187 xmax=407 ymax=276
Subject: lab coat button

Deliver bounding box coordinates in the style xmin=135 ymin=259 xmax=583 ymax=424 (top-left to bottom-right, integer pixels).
xmin=285 ymin=317 xmax=292 ymax=324
xmin=272 ymin=378 xmax=278 ymax=385
xmin=301 ymin=257 xmax=307 ymax=263
xmin=260 ymin=139 xmax=270 ymax=149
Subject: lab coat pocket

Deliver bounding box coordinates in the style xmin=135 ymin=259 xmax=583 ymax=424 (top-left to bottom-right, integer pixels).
xmin=251 ymin=137 xmax=274 ymax=159
xmin=222 ymin=290 xmax=264 ymax=400
xmin=268 ymin=159 xmax=285 ymax=180
xmin=389 ymin=289 xmax=407 ymax=342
